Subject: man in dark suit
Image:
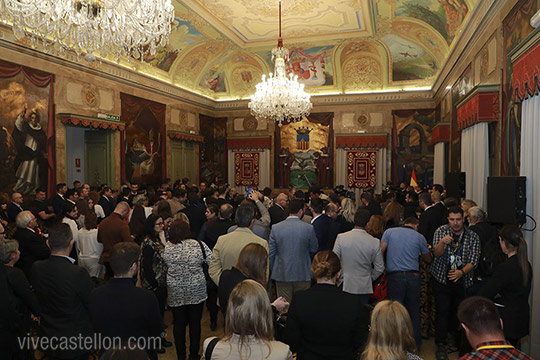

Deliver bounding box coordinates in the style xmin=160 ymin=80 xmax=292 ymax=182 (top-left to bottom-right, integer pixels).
xmin=31 ymin=223 xmax=93 ymax=360
xmin=52 ymin=183 xmax=67 ymax=214
xmin=180 ymin=193 xmax=207 ymax=239
xmin=14 ymin=211 xmax=50 ymax=279
xmin=90 ymin=242 xmax=163 ymax=360
xmin=98 ymin=186 xmax=115 ymax=217
xmin=418 ymin=192 xmax=445 ymax=246
xmin=269 ymin=193 xmax=288 ymax=226
xmin=7 ymin=192 xmax=25 ymax=223
xmin=310 ymin=198 xmax=336 ymax=251
xmin=358 ymin=192 xmax=382 ymax=217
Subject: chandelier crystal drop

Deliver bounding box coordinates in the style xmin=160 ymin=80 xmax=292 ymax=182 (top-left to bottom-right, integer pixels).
xmin=0 ymin=0 xmax=175 ymax=61
xmin=248 ymin=1 xmax=312 ymax=127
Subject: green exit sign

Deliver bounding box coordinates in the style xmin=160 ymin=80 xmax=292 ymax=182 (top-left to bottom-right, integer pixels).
xmin=106 ymin=114 xmax=120 ymax=121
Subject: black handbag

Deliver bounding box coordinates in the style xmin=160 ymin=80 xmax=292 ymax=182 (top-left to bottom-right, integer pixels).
xmin=196 ymin=240 xmax=212 ymax=286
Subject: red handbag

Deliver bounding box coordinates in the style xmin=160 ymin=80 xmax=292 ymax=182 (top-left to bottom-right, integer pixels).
xmin=371 ymin=271 xmax=388 ymax=302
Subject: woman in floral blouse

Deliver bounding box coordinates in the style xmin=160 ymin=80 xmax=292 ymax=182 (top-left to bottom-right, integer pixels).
xmin=163 ymin=219 xmax=212 ymax=360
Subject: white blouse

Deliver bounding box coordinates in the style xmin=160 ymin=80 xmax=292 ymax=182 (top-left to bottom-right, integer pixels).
xmin=163 ymin=239 xmax=212 ymax=307
xmin=62 ymin=217 xmax=79 ymax=249
xmin=77 ymin=228 xmax=103 ymax=259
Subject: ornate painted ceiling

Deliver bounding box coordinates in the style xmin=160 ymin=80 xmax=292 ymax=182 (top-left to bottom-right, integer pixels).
xmin=137 ymin=0 xmax=477 ymax=100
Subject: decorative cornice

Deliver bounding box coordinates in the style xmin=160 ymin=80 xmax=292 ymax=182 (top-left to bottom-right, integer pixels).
xmin=335 ymin=133 xmax=388 ymax=149
xmin=456 ymin=87 xmax=500 ymax=130
xmin=58 ymin=113 xmax=125 ymax=131
xmin=227 ymin=136 xmax=272 ymax=150
xmin=167 ymin=131 xmax=204 ymax=142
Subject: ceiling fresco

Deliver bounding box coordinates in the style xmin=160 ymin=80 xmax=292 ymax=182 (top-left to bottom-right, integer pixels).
xmin=133 ymin=0 xmax=478 ymax=99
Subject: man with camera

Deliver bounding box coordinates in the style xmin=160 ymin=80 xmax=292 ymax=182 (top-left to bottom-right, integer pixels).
xmin=431 ymin=206 xmax=480 ymax=360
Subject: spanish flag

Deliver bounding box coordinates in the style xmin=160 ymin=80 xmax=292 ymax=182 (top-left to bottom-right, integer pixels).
xmin=410 ymin=168 xmax=418 ymax=187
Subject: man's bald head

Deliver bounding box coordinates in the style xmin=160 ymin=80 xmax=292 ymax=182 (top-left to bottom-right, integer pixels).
xmin=276 ymin=193 xmax=288 ymax=208
xmin=114 ymin=201 xmax=131 ymax=218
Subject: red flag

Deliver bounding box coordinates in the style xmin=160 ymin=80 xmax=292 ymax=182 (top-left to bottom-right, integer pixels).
xmin=410 ymin=168 xmax=418 ymax=187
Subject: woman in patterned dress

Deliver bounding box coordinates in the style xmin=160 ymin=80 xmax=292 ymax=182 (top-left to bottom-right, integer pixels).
xmin=163 ymin=219 xmax=212 ymax=360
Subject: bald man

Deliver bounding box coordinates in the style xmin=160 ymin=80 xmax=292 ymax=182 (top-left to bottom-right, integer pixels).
xmin=269 ymin=193 xmax=288 ymax=226
xmin=97 ymin=202 xmax=133 ymax=278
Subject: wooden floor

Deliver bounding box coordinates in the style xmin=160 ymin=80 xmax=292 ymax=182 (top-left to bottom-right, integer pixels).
xmin=159 ymin=307 xmax=459 ymax=360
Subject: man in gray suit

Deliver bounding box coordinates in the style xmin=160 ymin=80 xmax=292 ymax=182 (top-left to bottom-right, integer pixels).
xmin=269 ymin=199 xmax=318 ymax=302
xmin=333 ymin=208 xmax=384 ymax=304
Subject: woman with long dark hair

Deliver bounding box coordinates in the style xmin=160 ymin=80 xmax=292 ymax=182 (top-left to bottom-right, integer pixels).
xmin=481 ymin=225 xmax=532 ymax=347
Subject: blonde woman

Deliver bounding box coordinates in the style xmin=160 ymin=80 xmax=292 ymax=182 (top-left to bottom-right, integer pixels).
xmin=337 ymin=197 xmax=356 ymax=233
xmin=203 ymin=280 xmax=293 ymax=360
xmin=362 ymin=300 xmax=423 ymax=360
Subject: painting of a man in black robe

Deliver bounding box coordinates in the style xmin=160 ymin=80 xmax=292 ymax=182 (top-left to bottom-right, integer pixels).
xmin=12 ymin=106 xmax=48 ymax=194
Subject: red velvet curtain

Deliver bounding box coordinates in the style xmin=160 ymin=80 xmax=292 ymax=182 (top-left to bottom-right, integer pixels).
xmin=0 ymin=59 xmax=55 ymax=197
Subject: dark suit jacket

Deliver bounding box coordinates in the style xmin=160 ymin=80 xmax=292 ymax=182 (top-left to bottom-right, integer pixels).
xmin=14 ymin=228 xmax=50 ymax=280
xmin=359 ymin=201 xmax=382 ymax=217
xmin=203 ymin=218 xmax=235 ymax=249
xmin=481 ymin=255 xmax=532 ymax=340
xmin=98 ymin=195 xmax=114 ymax=217
xmin=51 ymin=194 xmax=66 ymax=214
xmin=283 ymin=284 xmax=369 ymax=360
xmin=269 ymin=205 xmax=285 ymax=226
xmin=312 ymin=214 xmax=337 ymax=251
xmin=7 ymin=203 xmax=23 ymax=223
xmin=217 ymin=267 xmax=247 ymax=316
xmin=181 ymin=204 xmax=207 ymax=239
xmin=31 ymin=255 xmax=93 ymax=358
xmin=90 ymin=278 xmax=163 ymax=358
xmin=418 ymin=204 xmax=446 ymax=245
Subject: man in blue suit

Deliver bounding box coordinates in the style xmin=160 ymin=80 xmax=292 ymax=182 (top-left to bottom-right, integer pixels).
xmin=269 ymin=199 xmax=318 ymax=302
xmin=310 ymin=197 xmax=337 ymax=251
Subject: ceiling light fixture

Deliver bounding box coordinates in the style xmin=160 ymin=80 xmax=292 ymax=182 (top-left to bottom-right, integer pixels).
xmin=0 ymin=0 xmax=175 ymax=61
xmin=248 ymin=1 xmax=312 ymax=127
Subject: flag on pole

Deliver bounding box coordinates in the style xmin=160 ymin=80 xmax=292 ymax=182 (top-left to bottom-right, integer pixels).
xmin=410 ymin=168 xmax=418 ymax=187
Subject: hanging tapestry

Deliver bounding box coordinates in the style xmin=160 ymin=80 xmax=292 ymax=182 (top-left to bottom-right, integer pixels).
xmin=347 ymin=150 xmax=376 ymax=188
xmin=234 ymin=151 xmax=259 ymax=186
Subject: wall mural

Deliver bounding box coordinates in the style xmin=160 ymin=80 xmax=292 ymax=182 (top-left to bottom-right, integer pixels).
xmin=120 ymin=93 xmax=166 ymax=185
xmin=275 ymin=113 xmax=333 ymax=189
xmin=501 ymin=0 xmax=537 ymax=176
xmin=391 ymin=109 xmax=437 ymax=187
xmin=0 ymin=60 xmax=55 ymax=196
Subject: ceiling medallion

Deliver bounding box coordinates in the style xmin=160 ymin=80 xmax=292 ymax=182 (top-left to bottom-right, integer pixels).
xmin=248 ymin=1 xmax=312 ymax=127
xmin=0 ymin=0 xmax=175 ymax=62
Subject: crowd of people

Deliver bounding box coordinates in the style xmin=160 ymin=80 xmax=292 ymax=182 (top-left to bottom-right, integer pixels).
xmin=0 ymin=178 xmax=534 ymax=360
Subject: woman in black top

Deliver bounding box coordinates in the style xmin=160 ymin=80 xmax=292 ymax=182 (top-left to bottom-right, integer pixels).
xmin=283 ymin=251 xmax=369 ymax=360
xmin=218 ymin=243 xmax=286 ymax=317
xmin=481 ymin=225 xmax=532 ymax=347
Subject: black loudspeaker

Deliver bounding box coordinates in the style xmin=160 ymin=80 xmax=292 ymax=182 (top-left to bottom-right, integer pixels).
xmin=446 ymin=172 xmax=465 ymax=200
xmin=487 ymin=176 xmax=526 ymax=225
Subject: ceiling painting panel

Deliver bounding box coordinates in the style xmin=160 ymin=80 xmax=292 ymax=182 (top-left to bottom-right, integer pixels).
xmin=381 ymin=34 xmax=439 ymax=82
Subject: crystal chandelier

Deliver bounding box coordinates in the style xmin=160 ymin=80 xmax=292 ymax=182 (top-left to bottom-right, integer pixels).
xmin=248 ymin=2 xmax=312 ymax=127
xmin=0 ymin=0 xmax=175 ymax=61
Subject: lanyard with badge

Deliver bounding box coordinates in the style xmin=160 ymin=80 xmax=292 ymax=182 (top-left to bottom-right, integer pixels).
xmin=449 ymin=231 xmax=464 ymax=270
